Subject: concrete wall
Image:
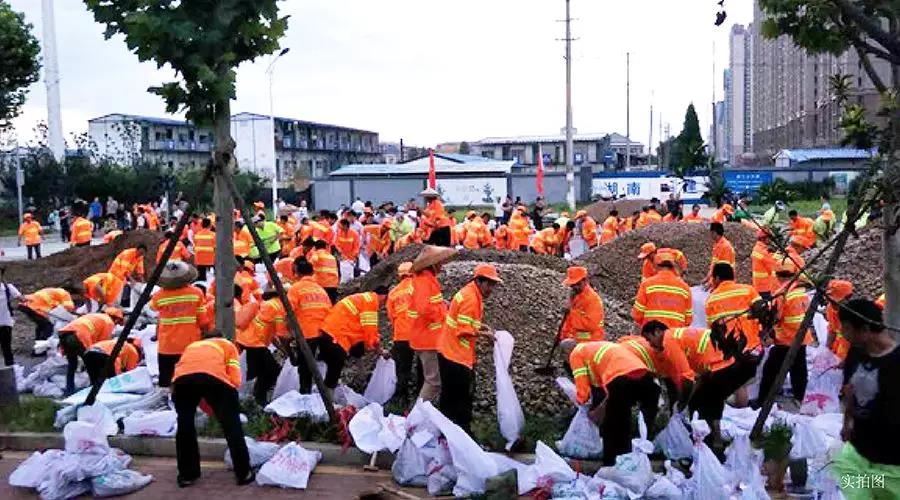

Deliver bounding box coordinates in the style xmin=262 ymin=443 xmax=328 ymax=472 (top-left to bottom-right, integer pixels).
xmin=312 ymin=179 xmax=352 ymax=210
xmin=353 ymin=178 xmax=424 ymax=206
xmin=510 ymin=173 xmax=582 ymax=204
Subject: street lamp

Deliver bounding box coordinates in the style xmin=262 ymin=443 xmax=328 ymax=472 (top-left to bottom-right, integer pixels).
xmin=266 ymin=47 xmax=290 ymax=215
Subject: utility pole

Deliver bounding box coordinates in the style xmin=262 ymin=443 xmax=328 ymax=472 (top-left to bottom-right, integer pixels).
xmin=266 ymin=47 xmax=290 ymax=213
xmin=563 ymin=0 xmax=576 ymax=210
xmin=625 ymin=52 xmax=631 ymax=170
xmin=648 ymin=92 xmax=653 ymax=169
xmin=711 ymin=41 xmax=717 ymax=161
xmin=16 ymin=143 xmax=24 ymax=245
xmin=659 ymin=112 xmax=663 ymax=169
xmin=41 ymin=0 xmax=65 ymax=164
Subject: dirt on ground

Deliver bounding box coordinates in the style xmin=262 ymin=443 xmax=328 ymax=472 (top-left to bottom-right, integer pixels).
xmin=805 ymin=226 xmax=883 ymax=300
xmin=583 ymin=198 xmax=649 ymax=222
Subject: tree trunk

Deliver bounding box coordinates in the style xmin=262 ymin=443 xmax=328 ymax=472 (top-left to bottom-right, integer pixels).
xmin=213 ymin=99 xmax=237 ymax=339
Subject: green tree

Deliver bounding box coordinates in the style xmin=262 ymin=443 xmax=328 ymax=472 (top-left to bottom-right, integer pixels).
xmin=458 ymin=141 xmax=471 ymax=155
xmin=0 ymin=1 xmax=41 ymax=129
xmin=670 ymin=104 xmax=708 ymax=176
xmin=82 ymin=0 xmax=288 ymax=335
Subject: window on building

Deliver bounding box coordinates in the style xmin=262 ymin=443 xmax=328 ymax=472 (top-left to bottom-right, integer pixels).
xmin=481 ymin=150 xmax=495 ymax=159
xmin=178 ymin=133 xmax=186 ymax=142
xmin=155 ymin=131 xmax=162 ymax=141
xmin=199 ymin=134 xmax=207 ymax=143
xmin=165 ymin=129 xmax=173 ymax=140
xmin=188 ymin=130 xmax=195 ymax=141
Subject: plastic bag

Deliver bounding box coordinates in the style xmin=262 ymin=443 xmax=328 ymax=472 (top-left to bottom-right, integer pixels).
xmin=347 ymin=402 xmax=406 ymax=453
xmin=38 ymin=478 xmax=91 ymax=500
xmin=133 ymin=326 xmax=159 ymax=379
xmin=801 ymin=347 xmax=842 ymax=415
xmin=556 ymin=407 xmax=603 ymax=459
xmin=272 ymin=361 xmax=300 ymax=400
xmin=363 ymin=357 xmax=397 ymax=405
xmin=518 ymin=441 xmax=577 ymax=494
xmin=255 ymin=442 xmax=322 ymax=489
xmin=264 ymin=390 xmax=328 ymax=421
xmin=790 ymin=417 xmax=828 ymax=460
xmin=688 ymin=416 xmax=734 ymax=500
xmin=690 ymin=285 xmax=710 ymax=328
xmin=493 ymin=330 xmax=524 ymax=450
xmin=644 ymin=475 xmax=683 ymax=500
xmin=392 ymin=438 xmax=430 ymax=486
xmin=426 ymin=463 xmax=457 ymax=496
xmin=122 ymin=410 xmax=177 ymax=437
xmin=226 ymin=437 xmax=280 ymax=470
xmin=654 ymin=412 xmax=693 ymax=459
xmin=90 ymin=470 xmax=153 ymax=497
xmin=33 ymin=381 xmax=64 ymax=398
xmin=339 ymin=260 xmax=355 ymax=284
xmin=724 ymin=433 xmax=768 ymax=500
xmin=9 ymin=451 xmax=47 ymax=488
xmin=334 ymin=384 xmax=370 ymax=408
xmin=77 ymin=404 xmax=118 ymax=437
xmin=595 ymin=413 xmax=655 ymax=498
xmin=63 ymin=421 xmax=111 ymax=455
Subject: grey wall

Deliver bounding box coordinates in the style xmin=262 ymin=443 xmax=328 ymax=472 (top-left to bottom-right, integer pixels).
xmin=312 ymin=179 xmax=352 ymax=210
xmin=353 ymin=178 xmax=424 ymax=206
xmin=511 ymin=173 xmax=583 ymax=204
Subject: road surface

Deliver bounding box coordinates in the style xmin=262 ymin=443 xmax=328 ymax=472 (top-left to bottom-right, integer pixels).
xmin=1 ymin=450 xmax=422 ymax=499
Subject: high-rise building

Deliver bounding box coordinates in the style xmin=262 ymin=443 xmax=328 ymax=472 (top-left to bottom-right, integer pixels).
xmin=711 ymin=101 xmax=727 ymax=163
xmin=725 ymin=24 xmax=753 ymax=166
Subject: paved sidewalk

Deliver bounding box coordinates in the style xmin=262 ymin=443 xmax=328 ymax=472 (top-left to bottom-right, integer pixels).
xmin=0 ymin=234 xmax=97 ymax=262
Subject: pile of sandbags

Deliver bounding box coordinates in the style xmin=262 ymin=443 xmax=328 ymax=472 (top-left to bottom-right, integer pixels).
xmin=575 ymin=222 xmax=757 ymax=302
xmin=805 ymin=227 xmax=883 ymax=299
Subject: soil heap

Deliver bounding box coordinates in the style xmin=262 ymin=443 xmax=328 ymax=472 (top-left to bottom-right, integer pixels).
xmin=575 ymin=222 xmax=757 ymax=302
xmin=583 ymin=199 xmax=649 ymax=222
xmin=805 ymin=227 xmax=883 ymax=300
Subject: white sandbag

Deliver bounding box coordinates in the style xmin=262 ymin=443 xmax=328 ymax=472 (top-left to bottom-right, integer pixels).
xmin=690 ymin=285 xmax=709 ymax=328
xmin=654 ymin=412 xmax=693 ymax=460
xmin=264 ymin=390 xmax=328 ymax=421
xmin=33 ymin=380 xmax=64 ymax=398
xmin=687 ymin=416 xmax=734 ymax=500
xmin=517 ymin=441 xmax=577 ymax=494
xmin=9 ymin=451 xmax=48 ymax=488
xmin=77 ymin=404 xmax=118 ymax=436
xmin=378 ymin=414 xmax=407 ymax=453
xmin=357 ymin=253 xmax=371 ymax=273
xmin=62 ymin=368 xmax=153 ymax=404
xmin=226 ymin=437 xmax=280 ymax=470
xmin=13 ymin=364 xmax=25 ymax=392
xmin=724 ymin=433 xmax=768 ymax=500
xmin=122 ymin=410 xmax=177 ymax=437
xmin=813 ymin=311 xmax=829 ymax=345
xmin=47 ymin=305 xmax=76 ymax=324
xmin=255 ymin=442 xmax=322 ymax=489
xmin=556 ymin=407 xmax=603 ymax=459
xmin=272 ymin=361 xmax=300 ymax=400
xmin=334 ymin=384 xmax=370 ymax=408
xmin=39 ymin=477 xmax=91 ymax=500
xmin=790 ymin=417 xmax=828 ymax=460
xmin=556 ymin=375 xmax=578 ymax=404
xmin=339 ymin=260 xmax=355 ymax=284
xmin=720 ymin=406 xmax=764 ymax=440
xmin=348 ymin=402 xmax=386 ymax=454
xmin=392 ymin=438 xmax=430 ymax=486
xmin=63 ymin=421 xmax=111 ymax=455
xmin=91 ymin=469 xmax=153 ymax=497
xmin=801 ymin=347 xmax=842 ymax=415
xmin=568 ymin=237 xmax=588 ymax=259
xmin=493 ymin=330 xmax=524 ymax=450
xmin=363 ymin=357 xmax=397 ymax=405
xmin=644 ymin=475 xmax=683 ymax=500
xmin=133 ymin=326 xmax=159 ymax=378
xmin=426 ymin=462 xmax=457 ymax=496
xmin=595 ymin=413 xmax=656 ymax=498
xmin=421 ymin=401 xmax=500 ymax=497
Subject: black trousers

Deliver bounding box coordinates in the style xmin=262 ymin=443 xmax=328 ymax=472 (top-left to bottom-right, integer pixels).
xmin=59 ymin=333 xmax=85 ymax=394
xmin=197 ymin=265 xmax=211 ymax=282
xmin=75 ymin=242 xmax=90 ymax=248
xmin=690 ymin=356 xmax=758 ymax=422
xmin=173 ymin=373 xmax=250 ymax=482
xmin=158 ymin=353 xmax=181 ymax=388
xmin=26 ymin=244 xmax=41 ymax=260
xmin=438 ymin=354 xmax=474 ymax=434
xmin=325 ymin=288 xmax=338 ymax=305
xmin=83 ymin=350 xmax=114 ymax=387
xmin=0 ymin=326 xmax=12 ymax=366
xmin=426 ymin=226 xmax=451 ymax=247
xmin=242 ymin=346 xmax=279 ymax=405
xmin=600 ymin=374 xmax=660 ymax=466
xmin=391 ymin=340 xmax=415 ymax=405
xmin=759 ymin=344 xmax=808 ymax=403
xmin=18 ymin=305 xmax=53 ymax=342
xmin=297 ymin=337 xmax=321 ymax=394
xmin=317 ymin=333 xmax=348 ymax=389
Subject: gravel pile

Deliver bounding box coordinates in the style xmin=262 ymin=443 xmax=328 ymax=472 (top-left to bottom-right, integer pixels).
xmin=584 ymin=199 xmax=649 ymax=222
xmin=805 ymin=227 xmax=883 ymax=300
xmin=342 ymin=260 xmax=633 ymax=418
xmin=575 ymin=222 xmax=757 ymax=302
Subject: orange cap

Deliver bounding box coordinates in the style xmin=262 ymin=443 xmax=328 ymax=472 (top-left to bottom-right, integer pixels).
xmin=821 ymin=210 xmax=834 ymax=221
xmin=103 ymin=307 xmax=125 ymax=321
xmin=575 ymin=210 xmax=587 ymax=219
xmin=562 ymin=266 xmax=588 ymax=286
xmin=827 ymin=280 xmax=854 ymax=301
xmin=637 ymin=242 xmax=657 ymax=260
xmin=397 ymin=262 xmax=413 ymax=277
xmin=253 ymin=201 xmax=265 ymax=210
xmin=722 ymin=204 xmax=735 ymax=214
xmin=474 ymin=263 xmax=503 ymax=283
xmin=654 ymin=251 xmax=675 ymax=266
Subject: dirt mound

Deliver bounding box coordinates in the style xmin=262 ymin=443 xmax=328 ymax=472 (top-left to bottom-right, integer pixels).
xmin=575 ymin=222 xmax=757 ymax=302
xmin=806 ymin=227 xmax=883 ymax=300
xmin=584 ymin=198 xmax=649 ymax=222
xmin=4 ymin=230 xmax=163 ymax=295
xmin=341 ymin=260 xmax=632 ymax=418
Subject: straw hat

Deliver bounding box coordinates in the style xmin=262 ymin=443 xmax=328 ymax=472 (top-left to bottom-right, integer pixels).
xmin=473 ymin=263 xmax=503 ymax=283
xmin=562 ymin=266 xmax=588 ymax=286
xmin=637 ymin=242 xmax=657 ymax=260
xmin=411 ymin=245 xmax=457 ymax=272
xmin=420 ymin=188 xmax=440 ymax=198
xmin=158 ymin=261 xmax=198 ymax=289
xmin=397 ymin=262 xmax=413 ymax=278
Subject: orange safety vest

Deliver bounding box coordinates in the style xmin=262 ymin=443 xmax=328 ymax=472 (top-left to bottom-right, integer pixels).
xmin=669 ymin=327 xmax=734 ymax=373
xmin=150 ymin=285 xmax=208 ymax=355
xmin=273 ymin=257 xmax=296 ymax=283
xmin=108 ymin=248 xmax=146 ymax=280
xmin=234 ymin=271 xmax=262 ymax=303
xmin=277 ymin=221 xmax=296 ymax=256
xmin=386 ymin=276 xmax=415 ymax=342
xmin=569 ymin=341 xmax=647 ymax=405
xmin=530 ymin=227 xmax=558 ymax=255
xmin=507 ymin=213 xmax=532 ymax=249
xmin=236 ymin=297 xmax=286 ymax=348
xmin=826 ymin=303 xmax=850 ymax=360
xmin=710 ymin=237 xmax=736 ymax=273
xmin=71 ymin=217 xmax=93 ymax=245
xmin=774 ymin=283 xmax=813 ymax=346
xmin=751 ymin=241 xmax=778 ymax=294
xmin=789 ymin=217 xmax=816 ymax=249
xmin=461 ymin=219 xmax=491 ymax=249
xmin=617 ymin=334 xmax=695 ymax=390
xmin=632 ymin=269 xmax=693 ymax=328
xmin=310 ymin=249 xmax=339 ymax=288
xmin=683 ymin=213 xmax=706 ymax=224
xmin=320 ymin=292 xmax=380 ymax=353
xmin=19 ymin=220 xmax=42 ymax=245
xmin=561 ymin=284 xmax=605 ymax=342
xmin=580 ymin=216 xmax=598 ymax=247
xmin=334 ymin=228 xmax=361 ymax=262
xmin=437 ymin=281 xmax=484 ymax=369
xmin=103 ymin=230 xmax=124 ymax=244
xmin=24 ymin=288 xmax=74 ymax=317
xmin=83 ymin=272 xmax=125 ymax=306
xmin=193 ymin=228 xmax=216 ymax=266
xmin=706 ymin=280 xmax=762 ymax=350
xmin=60 ymin=313 xmax=115 ymax=349
xmin=407 ymin=269 xmax=447 ymax=350
xmin=600 ymin=216 xmax=619 ymax=244
xmin=172 ymin=338 xmax=242 ymax=388
xmin=287 ymin=276 xmax=331 ymax=339
xmin=89 ymin=340 xmax=140 ymax=374
xmin=422 ymin=199 xmax=452 ymax=236
xmin=157 ymin=240 xmax=191 ymax=264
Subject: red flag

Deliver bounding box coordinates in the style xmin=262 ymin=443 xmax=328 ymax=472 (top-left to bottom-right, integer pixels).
xmin=428 ymin=149 xmax=437 ymax=189
xmin=536 ymin=145 xmax=545 ymax=196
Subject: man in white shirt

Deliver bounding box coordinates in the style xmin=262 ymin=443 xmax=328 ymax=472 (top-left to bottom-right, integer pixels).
xmin=351 ymin=197 xmax=365 ymax=215
xmin=0 ymin=267 xmax=22 ymax=366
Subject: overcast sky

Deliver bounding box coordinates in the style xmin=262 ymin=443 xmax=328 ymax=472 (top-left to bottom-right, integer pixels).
xmin=9 ymin=0 xmax=753 ymax=150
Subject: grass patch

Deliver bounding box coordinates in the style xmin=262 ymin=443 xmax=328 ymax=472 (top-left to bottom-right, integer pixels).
xmin=199 ymin=399 xmax=337 ymax=444
xmin=746 ymin=197 xmax=847 ymax=219
xmin=471 ymin=412 xmax=568 ymax=453
xmin=0 ymin=396 xmax=58 ymax=433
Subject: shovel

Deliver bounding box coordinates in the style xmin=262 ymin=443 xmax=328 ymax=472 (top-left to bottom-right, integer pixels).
xmin=534 ymin=310 xmax=569 ymax=376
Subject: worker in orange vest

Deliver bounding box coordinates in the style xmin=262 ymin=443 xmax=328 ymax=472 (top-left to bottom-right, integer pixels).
xmin=277 ymin=215 xmax=296 ymax=257
xmin=632 ymin=251 xmax=693 ymax=329
xmin=707 ymin=222 xmax=736 ymax=285
xmin=560 ymin=266 xmax=605 ymax=342
xmin=575 ymin=210 xmax=599 ymax=249
xmin=363 ymin=219 xmax=393 ymax=266
xmin=334 ymin=219 xmax=361 ymax=280
xmin=751 ymin=230 xmax=778 ymax=299
xmin=387 ymin=262 xmax=416 ymax=405
xmin=287 ymin=259 xmax=332 ymax=393
xmin=58 ymin=308 xmax=125 ymax=394
xmin=682 ymin=204 xmax=707 ymax=223
xmin=460 ymin=212 xmax=492 ymax=249
xmin=309 ymin=239 xmax=339 ymax=303
xmin=437 ymin=264 xmax=502 ymax=432
xmin=236 ymin=290 xmax=285 ymax=405
xmin=562 ymin=340 xmax=659 ymax=465
xmin=71 ymin=211 xmax=94 ymax=247
xmin=826 ymin=280 xmax=854 ymax=361
xmin=103 ymin=229 xmax=124 ymax=244
xmin=233 ymin=260 xmax=262 ymax=303
xmin=18 ymin=287 xmax=75 ymax=347
xmin=710 ymin=203 xmax=734 ymax=223
xmin=636 ymin=205 xmax=662 ymax=229
xmin=233 ymin=221 xmax=252 ymax=258
xmin=600 ymin=210 xmax=620 ymax=245
xmin=83 ymin=272 xmax=126 ymax=308
xmin=420 ymin=188 xmax=453 ymax=246
xmin=157 ymin=231 xmax=193 ymax=264
xmin=617 ymin=331 xmax=694 ymax=410
xmin=171 ymin=332 xmax=254 ymax=487
xmin=108 ymin=244 xmax=148 ymax=281
xmin=493 ymin=224 xmax=510 ymax=250
xmin=530 ymin=224 xmax=560 ymax=255
xmin=408 ymin=246 xmax=456 ymax=401
xmin=150 ymin=262 xmax=210 ymax=387
xmin=18 ymin=213 xmax=43 ymax=260
xmin=85 ymin=338 xmax=141 ymax=382
xmin=193 ymin=218 xmax=216 ymax=282
xmin=507 ymin=206 xmax=533 ymax=251
xmin=757 ymin=258 xmax=813 ymax=407
xmin=788 ymin=209 xmax=816 ymax=250
xmin=317 ymin=289 xmax=390 ymax=400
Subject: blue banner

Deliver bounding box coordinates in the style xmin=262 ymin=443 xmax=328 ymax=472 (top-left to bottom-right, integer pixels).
xmin=724 ymin=170 xmax=772 ymax=193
